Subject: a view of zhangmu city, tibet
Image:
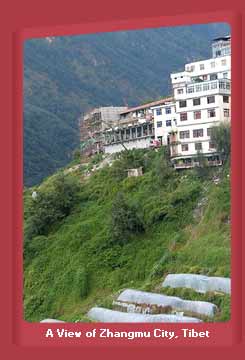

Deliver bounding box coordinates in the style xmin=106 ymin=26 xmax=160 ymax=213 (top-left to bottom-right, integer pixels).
xmin=24 ymin=30 xmax=231 ymax=324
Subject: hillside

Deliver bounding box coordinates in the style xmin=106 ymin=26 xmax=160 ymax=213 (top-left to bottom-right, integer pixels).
xmin=24 ymin=148 xmax=230 ymax=322
xmin=24 ymin=22 xmax=229 ymax=186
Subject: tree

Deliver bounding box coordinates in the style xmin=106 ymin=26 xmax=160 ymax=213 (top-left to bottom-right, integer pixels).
xmin=210 ymin=123 xmax=231 ymax=163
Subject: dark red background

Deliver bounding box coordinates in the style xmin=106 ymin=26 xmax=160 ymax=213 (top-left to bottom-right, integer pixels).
xmin=1 ymin=0 xmax=244 ymax=358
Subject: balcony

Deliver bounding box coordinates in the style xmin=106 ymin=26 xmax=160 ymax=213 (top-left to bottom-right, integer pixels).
xmin=185 ymin=79 xmax=231 ymax=97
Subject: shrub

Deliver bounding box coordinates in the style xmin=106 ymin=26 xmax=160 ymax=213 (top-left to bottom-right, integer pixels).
xmin=110 ymin=192 xmax=144 ymax=244
xmin=25 ymin=173 xmax=80 ymax=240
xmin=210 ymin=123 xmax=231 ymax=163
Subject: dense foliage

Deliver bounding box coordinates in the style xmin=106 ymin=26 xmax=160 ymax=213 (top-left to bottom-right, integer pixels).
xmin=24 ymin=148 xmax=230 ymax=322
xmin=210 ymin=123 xmax=231 ymax=163
xmin=24 ymin=23 xmax=229 ymax=186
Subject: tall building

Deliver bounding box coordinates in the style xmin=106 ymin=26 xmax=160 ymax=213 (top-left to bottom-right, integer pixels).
xmin=168 ymin=35 xmax=231 ymax=169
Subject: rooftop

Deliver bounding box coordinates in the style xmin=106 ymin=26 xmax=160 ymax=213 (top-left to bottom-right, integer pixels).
xmin=212 ymin=35 xmax=231 ymax=42
xmin=120 ymin=97 xmax=174 ymax=115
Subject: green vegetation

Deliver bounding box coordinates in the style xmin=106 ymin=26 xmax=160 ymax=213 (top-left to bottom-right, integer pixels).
xmin=210 ymin=123 xmax=231 ymax=163
xmin=24 ymin=147 xmax=230 ymax=322
xmin=24 ymin=23 xmax=229 ymax=186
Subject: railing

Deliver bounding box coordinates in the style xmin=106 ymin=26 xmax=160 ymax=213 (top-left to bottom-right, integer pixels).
xmin=119 ymin=115 xmax=154 ymax=126
xmin=174 ymin=159 xmax=222 ymax=169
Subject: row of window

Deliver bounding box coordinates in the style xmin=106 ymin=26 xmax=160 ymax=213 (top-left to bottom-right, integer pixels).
xmin=180 ymin=108 xmax=230 ymax=121
xmin=155 ymin=107 xmax=172 ymax=116
xmin=179 ymin=95 xmax=229 ymax=108
xmin=157 ymin=119 xmax=175 ymax=128
xmin=181 ymin=142 xmax=215 ymax=152
xmin=186 ymin=80 xmax=230 ymax=94
xmin=186 ymin=58 xmax=228 ymax=72
xmin=179 ymin=127 xmax=214 ymax=139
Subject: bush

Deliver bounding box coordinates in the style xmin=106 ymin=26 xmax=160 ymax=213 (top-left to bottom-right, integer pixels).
xmin=25 ymin=173 xmax=80 ymax=240
xmin=110 ymin=192 xmax=144 ymax=244
xmin=210 ymin=123 xmax=231 ymax=163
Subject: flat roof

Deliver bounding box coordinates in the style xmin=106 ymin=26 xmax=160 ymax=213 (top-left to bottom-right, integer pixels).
xmin=120 ymin=96 xmax=174 ymax=114
xmin=212 ymin=35 xmax=231 ymax=42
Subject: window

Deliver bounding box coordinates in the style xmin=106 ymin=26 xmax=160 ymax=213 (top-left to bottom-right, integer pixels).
xmin=195 ymin=84 xmax=202 ymax=92
xmin=210 ymin=73 xmax=218 ymax=81
xmin=224 ymin=109 xmax=230 ymax=117
xmin=193 ymin=129 xmax=203 ymax=138
xmin=203 ymin=74 xmax=208 ymax=81
xmin=179 ymin=130 xmax=190 ymax=139
xmin=208 ymin=109 xmax=216 ymax=118
xmin=165 ymin=107 xmax=171 ymax=114
xmin=203 ymin=83 xmax=210 ymax=91
xmin=200 ymin=63 xmax=205 ymax=70
xmin=211 ymin=61 xmax=215 ymax=68
xmin=193 ymin=98 xmax=201 ymax=106
xmin=209 ymin=142 xmax=216 ymax=149
xmin=195 ymin=142 xmax=203 ymax=151
xmin=156 ymin=108 xmax=162 ymax=116
xmin=187 ymin=86 xmax=195 ymax=93
xmin=181 ymin=144 xmax=189 ymax=151
xmin=211 ymin=82 xmax=217 ymax=89
xmin=194 ymin=111 xmax=201 ymax=120
xmin=179 ymin=100 xmax=187 ymax=108
xmin=223 ymin=95 xmax=229 ymax=103
xmin=180 ymin=112 xmax=188 ymax=121
xmin=190 ymin=65 xmax=195 ymax=72
xmin=157 ymin=121 xmax=162 ymax=128
xmin=223 ymin=72 xmax=228 ymax=79
xmin=221 ymin=59 xmax=227 ymax=66
xmin=207 ymin=95 xmax=215 ymax=104
xmin=166 ymin=120 xmax=172 ymax=127
xmin=177 ymin=88 xmax=184 ymax=94
xmin=207 ymin=128 xmax=213 ymax=137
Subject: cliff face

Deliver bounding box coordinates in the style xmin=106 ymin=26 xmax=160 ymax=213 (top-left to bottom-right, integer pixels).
xmin=24 ymin=23 xmax=229 ymax=186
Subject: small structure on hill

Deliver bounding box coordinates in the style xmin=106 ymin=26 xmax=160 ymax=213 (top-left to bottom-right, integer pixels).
xmin=127 ymin=167 xmax=143 ymax=177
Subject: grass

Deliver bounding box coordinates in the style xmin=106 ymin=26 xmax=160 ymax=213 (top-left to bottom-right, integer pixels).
xmin=23 ymin=148 xmax=230 ymax=322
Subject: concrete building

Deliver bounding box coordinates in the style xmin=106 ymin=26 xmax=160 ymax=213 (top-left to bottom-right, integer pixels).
xmin=150 ymin=98 xmax=176 ymax=145
xmin=80 ymin=106 xmax=127 ymax=156
xmin=169 ymin=35 xmax=231 ymax=169
xmin=103 ymin=98 xmax=172 ymax=154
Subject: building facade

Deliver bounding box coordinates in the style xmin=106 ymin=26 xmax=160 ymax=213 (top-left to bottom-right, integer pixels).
xmin=169 ymin=35 xmax=231 ymax=168
xmin=103 ymin=98 xmax=172 ymax=154
xmin=80 ymin=106 xmax=127 ymax=156
xmin=150 ymin=99 xmax=176 ymax=146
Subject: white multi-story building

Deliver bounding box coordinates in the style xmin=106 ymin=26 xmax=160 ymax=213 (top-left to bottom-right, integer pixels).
xmin=150 ymin=99 xmax=176 ymax=145
xmin=169 ymin=35 xmax=231 ymax=168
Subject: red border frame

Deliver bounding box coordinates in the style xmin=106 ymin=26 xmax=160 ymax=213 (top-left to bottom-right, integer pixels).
xmin=1 ymin=1 xmax=244 ymax=358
